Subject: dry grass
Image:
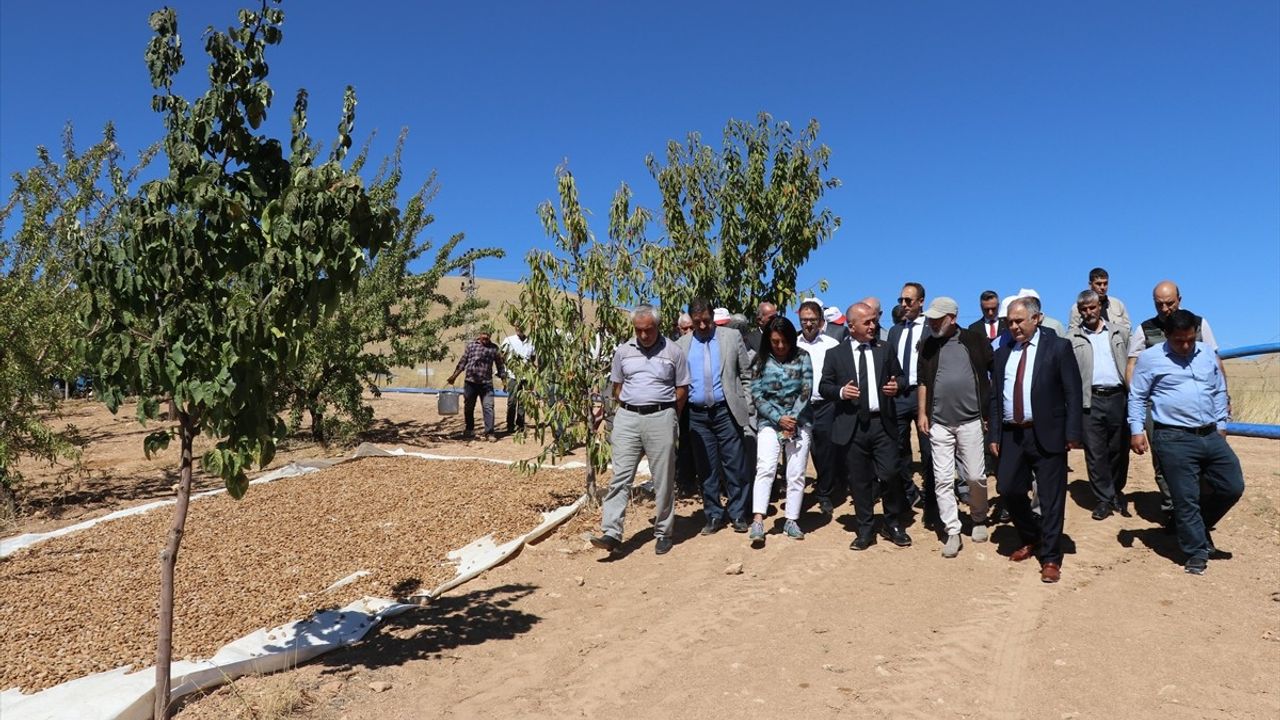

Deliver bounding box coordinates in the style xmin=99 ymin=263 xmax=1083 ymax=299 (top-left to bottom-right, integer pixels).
xmin=1227 ymin=355 xmax=1280 ymax=425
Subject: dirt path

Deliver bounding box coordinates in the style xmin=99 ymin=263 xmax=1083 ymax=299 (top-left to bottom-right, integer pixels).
xmin=176 ymin=434 xmax=1280 ymax=720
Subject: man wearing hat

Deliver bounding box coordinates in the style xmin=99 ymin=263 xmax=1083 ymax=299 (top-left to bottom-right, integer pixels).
xmin=677 ymin=298 xmax=754 ymax=534
xmin=823 ymin=306 xmax=849 ymax=343
xmin=917 ymin=297 xmax=994 ymax=557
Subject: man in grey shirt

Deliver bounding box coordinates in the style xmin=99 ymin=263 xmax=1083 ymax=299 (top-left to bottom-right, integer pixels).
xmin=917 ymin=297 xmax=994 ymax=557
xmin=590 ymin=306 xmax=691 ymax=556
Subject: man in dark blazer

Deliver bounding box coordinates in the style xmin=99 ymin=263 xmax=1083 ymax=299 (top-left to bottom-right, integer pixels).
xmin=820 ymin=302 xmax=910 ymax=550
xmin=967 ymin=289 xmax=1006 ymax=344
xmin=987 ymin=296 xmax=1084 ymax=583
xmin=886 ymin=282 xmax=935 ymax=516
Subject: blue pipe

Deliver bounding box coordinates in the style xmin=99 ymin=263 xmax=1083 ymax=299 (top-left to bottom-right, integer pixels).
xmin=1219 ymin=342 xmax=1280 ymax=360
xmin=380 ymin=386 xmax=510 ymax=398
xmin=1226 ymin=423 xmax=1280 ymax=440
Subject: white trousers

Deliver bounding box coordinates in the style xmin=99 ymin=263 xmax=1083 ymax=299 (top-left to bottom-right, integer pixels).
xmin=753 ymin=426 xmax=811 ymax=520
xmin=928 ymin=417 xmax=989 ymax=535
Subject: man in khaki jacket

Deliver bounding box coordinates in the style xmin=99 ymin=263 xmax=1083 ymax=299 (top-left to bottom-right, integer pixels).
xmin=1068 ymin=289 xmax=1131 ymax=520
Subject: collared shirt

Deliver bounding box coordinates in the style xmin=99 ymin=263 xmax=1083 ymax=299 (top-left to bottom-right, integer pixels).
xmin=981 ymin=318 xmax=1000 ymax=341
xmin=1002 ymin=329 xmax=1040 ymax=423
xmin=1128 ymin=316 xmax=1219 ymax=358
xmin=687 ymin=329 xmax=726 ymax=406
xmin=499 ymin=334 xmax=535 ymax=379
xmin=797 ymin=332 xmax=839 ymax=401
xmin=454 ymin=339 xmax=506 ymax=384
xmin=610 ymin=336 xmax=691 ymax=405
xmin=895 ymin=316 xmax=926 ymax=385
xmin=851 ymin=342 xmax=881 ymax=413
xmin=1084 ymin=322 xmax=1124 ymax=387
xmin=1128 ymin=341 xmax=1227 ymax=434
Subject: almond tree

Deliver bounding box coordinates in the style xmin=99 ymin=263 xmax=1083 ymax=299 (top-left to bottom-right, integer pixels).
xmin=0 ymin=124 xmax=154 ymax=517
xmin=76 ymin=4 xmax=394 ymax=717
xmin=506 ymin=168 xmax=647 ymax=500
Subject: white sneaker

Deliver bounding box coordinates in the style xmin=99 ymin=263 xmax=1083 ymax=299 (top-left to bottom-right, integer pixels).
xmin=971 ymin=524 xmax=989 ymax=543
xmin=942 ymin=534 xmax=962 ymax=558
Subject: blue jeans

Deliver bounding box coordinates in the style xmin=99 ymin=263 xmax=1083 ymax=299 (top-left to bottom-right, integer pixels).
xmin=687 ymin=403 xmax=749 ymax=524
xmin=1152 ymin=428 xmax=1244 ymax=561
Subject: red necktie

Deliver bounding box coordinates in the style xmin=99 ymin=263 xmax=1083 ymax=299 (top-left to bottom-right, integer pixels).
xmin=1012 ymin=344 xmax=1028 ymax=423
xmin=988 ymin=321 xmax=997 ymax=339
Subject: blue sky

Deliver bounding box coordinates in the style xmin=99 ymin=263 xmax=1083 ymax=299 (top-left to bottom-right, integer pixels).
xmin=3 ymin=1 xmax=1277 ymax=347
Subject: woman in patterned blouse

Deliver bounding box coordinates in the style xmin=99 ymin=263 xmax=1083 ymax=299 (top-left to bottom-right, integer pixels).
xmin=747 ymin=316 xmax=814 ymax=546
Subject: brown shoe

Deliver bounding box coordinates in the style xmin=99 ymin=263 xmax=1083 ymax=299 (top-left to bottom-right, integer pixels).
xmin=1040 ymin=562 xmax=1061 ymax=583
xmin=1010 ymin=544 xmax=1037 ymax=562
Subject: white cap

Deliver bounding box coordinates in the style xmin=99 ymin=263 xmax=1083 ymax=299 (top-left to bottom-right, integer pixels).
xmin=999 ymin=295 xmax=1018 ymax=318
xmin=823 ymin=306 xmax=846 ymax=324
xmin=713 ymin=308 xmax=731 ymax=325
xmin=1017 ymin=287 xmax=1041 ymax=300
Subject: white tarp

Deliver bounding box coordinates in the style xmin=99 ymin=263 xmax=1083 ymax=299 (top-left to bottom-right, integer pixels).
xmin=0 ymin=445 xmax=591 ymax=720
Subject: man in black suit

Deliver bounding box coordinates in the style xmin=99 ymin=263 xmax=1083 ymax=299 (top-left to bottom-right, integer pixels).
xmin=886 ymin=282 xmax=934 ymax=515
xmin=987 ymin=296 xmax=1084 ymax=583
xmin=821 ymin=303 xmax=911 ymax=550
xmin=967 ymin=289 xmax=1005 ymax=344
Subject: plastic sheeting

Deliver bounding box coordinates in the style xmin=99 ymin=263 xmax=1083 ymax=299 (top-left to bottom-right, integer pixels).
xmin=0 ymin=444 xmax=591 ymax=720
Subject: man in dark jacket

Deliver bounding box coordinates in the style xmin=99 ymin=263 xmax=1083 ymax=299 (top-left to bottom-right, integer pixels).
xmin=987 ymin=296 xmax=1083 ymax=583
xmin=917 ymin=298 xmax=994 ymax=558
xmin=820 ymin=303 xmax=909 ymax=551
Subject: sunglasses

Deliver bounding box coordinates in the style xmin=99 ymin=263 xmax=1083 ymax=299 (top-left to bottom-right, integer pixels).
xmin=897 ymin=297 xmax=919 ymax=305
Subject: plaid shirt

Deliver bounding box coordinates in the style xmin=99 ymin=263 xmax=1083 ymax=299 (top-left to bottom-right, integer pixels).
xmin=454 ymin=339 xmax=506 ymax=384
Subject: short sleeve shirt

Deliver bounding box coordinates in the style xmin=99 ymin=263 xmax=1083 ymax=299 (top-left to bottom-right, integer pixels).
xmin=610 ymin=336 xmax=691 ymax=405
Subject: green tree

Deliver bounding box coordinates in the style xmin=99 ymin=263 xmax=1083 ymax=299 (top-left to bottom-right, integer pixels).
xmin=280 ymin=133 xmax=503 ymax=443
xmin=76 ymin=4 xmax=394 ymax=717
xmin=645 ymin=112 xmax=840 ymax=323
xmin=0 ymin=124 xmax=154 ymax=517
xmin=506 ymin=168 xmax=647 ymax=500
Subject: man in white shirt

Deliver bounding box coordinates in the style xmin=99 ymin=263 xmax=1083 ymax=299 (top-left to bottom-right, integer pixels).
xmin=500 ymin=326 xmax=535 ymax=433
xmin=797 ymin=300 xmax=842 ymax=515
xmin=885 ymin=282 xmax=934 ymax=517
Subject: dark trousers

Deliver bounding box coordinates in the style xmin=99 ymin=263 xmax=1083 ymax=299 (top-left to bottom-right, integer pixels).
xmin=676 ymin=409 xmax=699 ymax=495
xmin=1083 ymin=392 xmax=1131 ymax=508
xmin=1144 ymin=406 xmax=1175 ymax=512
xmin=688 ymin=403 xmax=749 ymax=523
xmin=463 ymin=381 xmax=495 ymax=435
xmin=505 ymin=379 xmax=525 ymax=432
xmin=844 ymin=417 xmax=904 ymax=537
xmin=996 ymin=426 xmax=1068 ymax=566
xmin=810 ymin=400 xmax=845 ymax=504
xmin=1152 ymin=429 xmax=1244 ymax=561
xmin=894 ymin=386 xmax=934 ymax=505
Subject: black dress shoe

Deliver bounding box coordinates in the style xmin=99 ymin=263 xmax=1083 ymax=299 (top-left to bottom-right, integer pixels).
xmin=731 ymin=518 xmax=750 ymax=533
xmin=700 ymin=519 xmax=725 ymax=536
xmin=1115 ymin=501 xmax=1131 ymax=517
xmin=881 ymin=525 xmax=913 ymax=547
xmin=849 ymin=534 xmax=876 ymax=551
xmin=818 ymin=498 xmax=834 ymax=516
xmin=590 ymin=534 xmax=621 ymax=553
xmin=1091 ymin=503 xmax=1113 ymax=521
xmin=654 ymin=537 xmax=674 ymax=555
xmin=1206 ymin=530 xmax=1233 ymax=560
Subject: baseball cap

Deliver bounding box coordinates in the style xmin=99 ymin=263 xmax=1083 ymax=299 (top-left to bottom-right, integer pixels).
xmin=923 ymin=297 xmax=959 ymax=319
xmin=713 ymin=308 xmax=731 ymax=325
xmin=823 ymin=306 xmax=846 ymax=325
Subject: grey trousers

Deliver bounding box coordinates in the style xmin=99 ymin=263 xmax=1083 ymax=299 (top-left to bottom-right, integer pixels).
xmin=602 ymin=407 xmax=678 ymax=542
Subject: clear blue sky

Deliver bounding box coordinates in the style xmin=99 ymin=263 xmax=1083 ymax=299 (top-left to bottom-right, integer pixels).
xmin=3 ymin=1 xmax=1278 ymax=347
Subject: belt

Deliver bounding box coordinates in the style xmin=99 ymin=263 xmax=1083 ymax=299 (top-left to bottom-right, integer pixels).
xmin=1153 ymin=421 xmax=1217 ymax=436
xmin=1003 ymin=421 xmax=1034 ymax=430
xmin=620 ymin=401 xmax=676 ymax=415
xmin=1091 ymin=385 xmax=1125 ymax=397
xmin=689 ymin=401 xmax=728 ymax=412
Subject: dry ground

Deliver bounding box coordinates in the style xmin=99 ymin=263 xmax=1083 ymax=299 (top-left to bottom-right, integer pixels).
xmin=5 ymin=393 xmax=1279 ymax=719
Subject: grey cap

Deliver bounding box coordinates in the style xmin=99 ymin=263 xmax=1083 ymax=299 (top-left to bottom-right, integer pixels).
xmin=923 ymin=296 xmax=959 ymax=319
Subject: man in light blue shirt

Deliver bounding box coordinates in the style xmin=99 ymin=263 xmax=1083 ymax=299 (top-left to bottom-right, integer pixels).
xmin=676 ymin=298 xmax=753 ymax=535
xmin=1128 ymin=310 xmax=1244 ymax=576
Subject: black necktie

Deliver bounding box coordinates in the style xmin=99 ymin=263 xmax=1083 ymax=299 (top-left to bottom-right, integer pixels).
xmin=901 ymin=322 xmax=915 ymax=384
xmin=858 ymin=344 xmax=871 ymax=422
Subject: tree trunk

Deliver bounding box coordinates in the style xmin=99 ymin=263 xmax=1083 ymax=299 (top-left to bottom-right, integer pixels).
xmin=310 ymin=407 xmax=326 ymax=443
xmin=154 ymin=412 xmax=194 ymax=720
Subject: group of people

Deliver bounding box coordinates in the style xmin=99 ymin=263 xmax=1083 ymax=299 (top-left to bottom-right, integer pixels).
xmin=588 ymin=268 xmax=1245 ymax=582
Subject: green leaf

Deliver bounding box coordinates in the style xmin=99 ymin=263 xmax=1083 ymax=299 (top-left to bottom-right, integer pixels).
xmin=143 ymin=430 xmax=171 ymax=460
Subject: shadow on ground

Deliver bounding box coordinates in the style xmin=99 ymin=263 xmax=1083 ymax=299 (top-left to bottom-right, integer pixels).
xmin=317 ymin=583 xmax=543 ymax=673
